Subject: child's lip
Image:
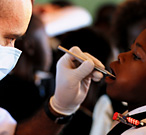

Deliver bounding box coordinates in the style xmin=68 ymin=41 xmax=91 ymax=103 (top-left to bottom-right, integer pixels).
xmin=105 ymin=66 xmax=116 ymax=83
xmin=105 ymin=75 xmax=115 ymax=83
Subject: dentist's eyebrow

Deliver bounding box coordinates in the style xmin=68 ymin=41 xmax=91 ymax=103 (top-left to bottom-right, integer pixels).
xmin=136 ymin=43 xmax=146 ymax=53
xmin=8 ymin=33 xmax=24 ymax=39
xmin=5 ymin=32 xmax=26 ymax=39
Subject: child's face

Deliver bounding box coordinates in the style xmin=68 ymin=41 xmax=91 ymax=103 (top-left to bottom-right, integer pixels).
xmin=105 ymin=29 xmax=146 ymax=105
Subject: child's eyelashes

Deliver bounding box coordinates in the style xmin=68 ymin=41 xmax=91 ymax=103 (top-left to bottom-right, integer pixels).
xmin=128 ymin=46 xmax=141 ymax=60
xmin=126 ymin=47 xmax=132 ymax=52
xmin=133 ymin=53 xmax=141 ymax=60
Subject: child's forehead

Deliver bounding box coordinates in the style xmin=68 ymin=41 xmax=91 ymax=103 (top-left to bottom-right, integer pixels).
xmin=135 ymin=29 xmax=146 ymax=46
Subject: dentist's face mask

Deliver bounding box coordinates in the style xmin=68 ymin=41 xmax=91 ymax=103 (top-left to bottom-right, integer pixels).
xmin=0 ymin=45 xmax=22 ymax=80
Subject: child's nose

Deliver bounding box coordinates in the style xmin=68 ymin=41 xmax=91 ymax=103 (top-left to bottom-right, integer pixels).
xmin=118 ymin=52 xmax=126 ymax=63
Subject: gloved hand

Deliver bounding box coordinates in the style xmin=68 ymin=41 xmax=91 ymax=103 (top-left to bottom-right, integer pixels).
xmin=50 ymin=46 xmax=105 ymax=115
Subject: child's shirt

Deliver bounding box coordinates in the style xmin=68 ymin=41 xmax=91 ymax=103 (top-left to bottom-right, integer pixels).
xmin=109 ymin=105 xmax=146 ymax=135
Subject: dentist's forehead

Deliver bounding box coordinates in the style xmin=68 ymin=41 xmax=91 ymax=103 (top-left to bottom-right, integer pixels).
xmin=0 ymin=0 xmax=32 ymax=36
xmin=0 ymin=0 xmax=32 ymax=19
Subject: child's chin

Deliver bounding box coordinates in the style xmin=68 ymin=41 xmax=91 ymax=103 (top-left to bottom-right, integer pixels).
xmin=106 ymin=88 xmax=119 ymax=100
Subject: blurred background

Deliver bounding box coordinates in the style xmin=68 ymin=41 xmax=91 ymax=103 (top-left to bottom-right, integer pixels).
xmin=34 ymin=0 xmax=124 ymax=19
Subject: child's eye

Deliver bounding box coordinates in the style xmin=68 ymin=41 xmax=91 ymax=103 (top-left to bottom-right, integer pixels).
xmin=133 ymin=53 xmax=141 ymax=60
xmin=127 ymin=48 xmax=131 ymax=52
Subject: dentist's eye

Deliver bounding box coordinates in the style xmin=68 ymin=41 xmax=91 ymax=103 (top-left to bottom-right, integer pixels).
xmin=6 ymin=37 xmax=17 ymax=46
xmin=7 ymin=39 xmax=14 ymax=46
xmin=10 ymin=38 xmax=15 ymax=43
xmin=133 ymin=53 xmax=141 ymax=60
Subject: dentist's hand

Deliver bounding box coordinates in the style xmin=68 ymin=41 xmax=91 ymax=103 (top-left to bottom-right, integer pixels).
xmin=50 ymin=46 xmax=105 ymax=115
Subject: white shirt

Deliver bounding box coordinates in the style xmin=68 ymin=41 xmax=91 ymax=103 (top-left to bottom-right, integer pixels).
xmin=91 ymin=95 xmax=146 ymax=135
xmin=90 ymin=94 xmax=113 ymax=135
xmin=0 ymin=107 xmax=17 ymax=135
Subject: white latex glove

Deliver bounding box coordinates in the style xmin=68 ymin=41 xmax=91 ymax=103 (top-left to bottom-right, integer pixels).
xmin=50 ymin=46 xmax=104 ymax=115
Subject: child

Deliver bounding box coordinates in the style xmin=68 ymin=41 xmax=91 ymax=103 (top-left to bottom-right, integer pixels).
xmin=106 ymin=28 xmax=146 ymax=134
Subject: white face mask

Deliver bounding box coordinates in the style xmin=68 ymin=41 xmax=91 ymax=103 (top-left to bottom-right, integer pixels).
xmin=0 ymin=45 xmax=22 ymax=80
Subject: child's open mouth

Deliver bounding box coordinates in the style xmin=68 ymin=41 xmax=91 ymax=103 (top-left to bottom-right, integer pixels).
xmin=105 ymin=68 xmax=116 ymax=82
xmin=109 ymin=68 xmax=116 ymax=80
